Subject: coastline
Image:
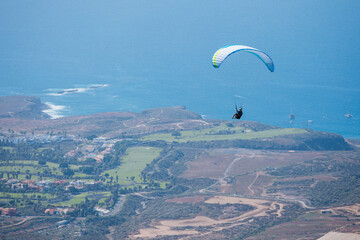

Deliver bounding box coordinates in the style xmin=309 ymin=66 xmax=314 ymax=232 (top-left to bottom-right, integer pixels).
xmin=42 ymin=102 xmax=67 ymax=119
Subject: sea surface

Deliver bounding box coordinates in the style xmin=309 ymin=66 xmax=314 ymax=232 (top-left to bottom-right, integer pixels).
xmin=1 ymin=79 xmax=359 ymax=140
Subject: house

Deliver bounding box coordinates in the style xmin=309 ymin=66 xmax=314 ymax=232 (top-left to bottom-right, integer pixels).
xmin=0 ymin=208 xmax=16 ymax=216
xmin=45 ymin=208 xmax=57 ymax=215
xmin=57 ymin=208 xmax=75 ymax=215
xmin=70 ymin=180 xmax=86 ymax=186
xmin=6 ymin=179 xmax=19 ymax=184
xmin=85 ymin=181 xmax=101 ymax=190
xmin=11 ymin=183 xmax=25 ymax=190
xmin=53 ymin=180 xmax=68 ymax=185
xmin=23 ymin=180 xmax=35 ymax=184
xmin=94 ymin=207 xmax=110 ymax=214
xmin=65 ymin=185 xmax=73 ymax=191
xmin=28 ymin=183 xmax=43 ymax=191
xmin=36 ymin=180 xmax=52 ymax=187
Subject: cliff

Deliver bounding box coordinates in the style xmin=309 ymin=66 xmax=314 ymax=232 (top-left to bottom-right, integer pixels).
xmin=0 ymin=96 xmax=50 ymax=120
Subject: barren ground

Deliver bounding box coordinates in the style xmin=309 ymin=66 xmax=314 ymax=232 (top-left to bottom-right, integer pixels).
xmin=130 ymin=196 xmax=286 ymax=239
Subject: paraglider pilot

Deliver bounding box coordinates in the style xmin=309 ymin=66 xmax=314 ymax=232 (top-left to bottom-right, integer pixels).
xmin=232 ymin=105 xmax=243 ymax=120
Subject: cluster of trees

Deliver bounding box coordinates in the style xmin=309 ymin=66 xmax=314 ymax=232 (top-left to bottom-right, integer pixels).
xmin=270 ymin=161 xmax=360 ymax=178
xmin=204 ymin=203 xmax=254 ymax=219
xmin=71 ymin=197 xmax=98 ymax=217
xmin=272 ymin=179 xmax=314 ymax=186
xmin=104 ymin=189 xmax=119 ymax=208
xmin=141 ymin=148 xmax=187 ymax=183
xmin=0 ymin=139 xmax=172 ymax=218
xmin=0 ymin=143 xmax=65 ymax=162
xmin=309 ymin=176 xmax=360 ymax=207
xmin=270 ymin=162 xmax=331 ymax=177
xmin=0 ymin=139 xmax=15 ymax=147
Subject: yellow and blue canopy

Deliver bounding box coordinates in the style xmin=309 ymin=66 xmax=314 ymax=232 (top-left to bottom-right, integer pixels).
xmin=212 ymin=45 xmax=274 ymax=72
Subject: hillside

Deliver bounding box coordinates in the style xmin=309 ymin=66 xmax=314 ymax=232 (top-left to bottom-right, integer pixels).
xmin=0 ymin=96 xmax=359 ymax=240
xmin=0 ymin=95 xmax=50 ymax=120
xmin=0 ymin=96 xmax=352 ymax=151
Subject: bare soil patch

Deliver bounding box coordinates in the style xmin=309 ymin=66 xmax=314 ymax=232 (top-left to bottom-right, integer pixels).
xmin=181 ymin=149 xmax=333 ymax=181
xmin=130 ymin=225 xmax=199 ymax=239
xmin=331 ymin=204 xmax=360 ymax=216
xmin=231 ymin=173 xmax=257 ymax=195
xmin=130 ymin=196 xmax=286 ymax=239
xmin=318 ymin=232 xmax=360 ymax=240
xmin=228 ymin=151 xmax=329 ymax=176
xmin=181 ymin=151 xmax=234 ymax=179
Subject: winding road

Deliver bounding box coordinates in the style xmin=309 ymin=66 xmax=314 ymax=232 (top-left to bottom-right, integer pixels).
xmin=199 ymin=154 xmax=255 ymax=194
xmin=247 ymin=172 xmax=260 ymax=195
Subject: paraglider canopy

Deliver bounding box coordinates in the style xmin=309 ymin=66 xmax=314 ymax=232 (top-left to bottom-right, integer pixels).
xmin=212 ymin=45 xmax=274 ymax=72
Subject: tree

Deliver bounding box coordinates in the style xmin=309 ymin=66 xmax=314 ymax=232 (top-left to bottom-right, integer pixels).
xmin=59 ymin=163 xmax=69 ymax=168
xmin=38 ymin=160 xmax=46 ymax=166
xmin=62 ymin=168 xmax=75 ymax=177
xmin=81 ymin=166 xmax=94 ymax=174
xmin=171 ymin=131 xmax=181 ymax=137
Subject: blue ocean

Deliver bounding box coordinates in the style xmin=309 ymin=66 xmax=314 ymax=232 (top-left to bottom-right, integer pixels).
xmin=0 ymin=1 xmax=359 ymax=139
xmin=1 ymin=76 xmax=359 ymax=139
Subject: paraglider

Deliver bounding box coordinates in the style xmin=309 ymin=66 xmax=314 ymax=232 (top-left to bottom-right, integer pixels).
xmin=232 ymin=105 xmax=243 ymax=120
xmin=212 ymin=45 xmax=274 ymax=119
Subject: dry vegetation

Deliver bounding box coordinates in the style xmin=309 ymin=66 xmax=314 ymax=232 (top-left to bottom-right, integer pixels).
xmin=0 ymin=101 xmax=359 ymax=240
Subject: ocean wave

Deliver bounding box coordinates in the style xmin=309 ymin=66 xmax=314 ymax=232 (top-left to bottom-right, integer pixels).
xmin=43 ymin=102 xmax=68 ymax=119
xmin=45 ymin=84 xmax=109 ymax=96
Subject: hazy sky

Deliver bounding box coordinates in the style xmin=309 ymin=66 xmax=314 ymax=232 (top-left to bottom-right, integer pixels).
xmin=0 ymin=1 xmax=359 ymax=137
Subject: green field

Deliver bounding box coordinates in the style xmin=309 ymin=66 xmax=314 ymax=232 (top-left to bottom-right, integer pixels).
xmin=5 ymin=175 xmax=55 ymax=181
xmin=53 ymin=191 xmax=111 ymax=207
xmin=141 ymin=124 xmax=307 ymax=142
xmin=0 ymin=192 xmax=57 ymax=199
xmin=69 ymin=164 xmax=91 ymax=170
xmin=0 ymin=161 xmax=88 ymax=170
xmin=72 ymin=172 xmax=93 ymax=179
xmin=0 ymin=164 xmax=63 ymax=176
xmin=0 ymin=160 xmax=94 ymax=179
xmin=0 ymin=165 xmax=44 ymax=174
xmin=102 ymin=147 xmax=162 ymax=183
xmin=0 ymin=147 xmax=15 ymax=152
xmin=2 ymin=160 xmax=45 ymax=165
